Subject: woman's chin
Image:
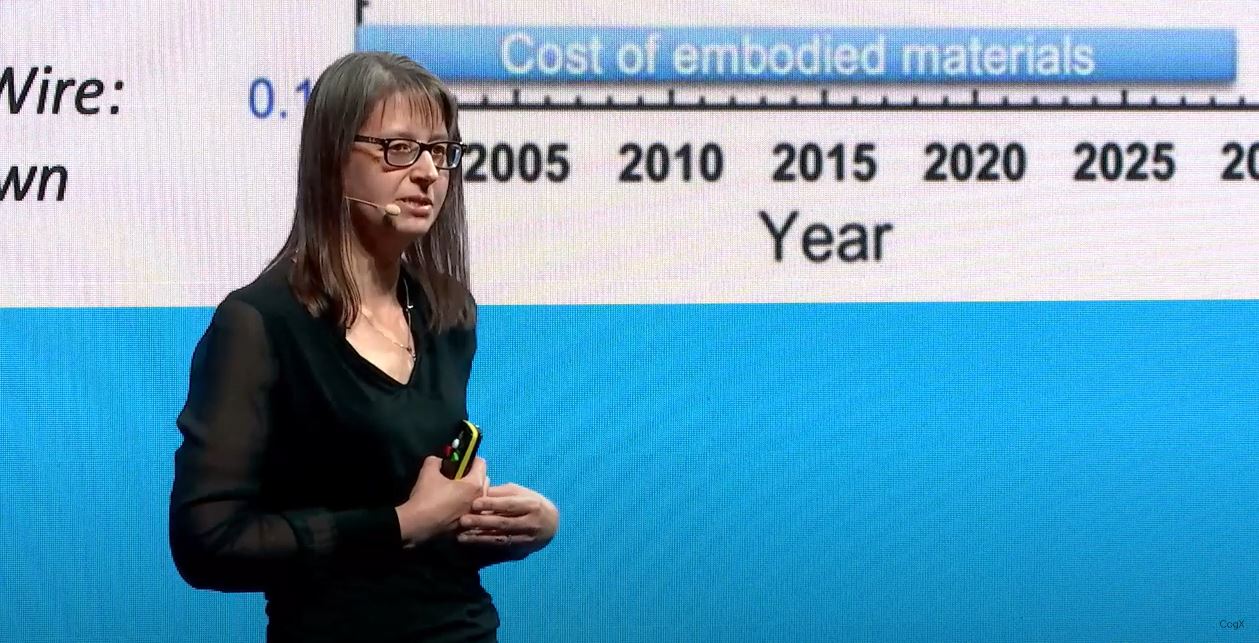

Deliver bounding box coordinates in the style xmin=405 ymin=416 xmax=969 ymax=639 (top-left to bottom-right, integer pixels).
xmin=386 ymin=215 xmax=435 ymax=237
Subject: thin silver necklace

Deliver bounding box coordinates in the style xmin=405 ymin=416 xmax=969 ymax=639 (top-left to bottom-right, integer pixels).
xmin=360 ymin=278 xmax=415 ymax=363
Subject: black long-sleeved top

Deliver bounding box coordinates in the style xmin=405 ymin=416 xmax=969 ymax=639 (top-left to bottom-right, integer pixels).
xmin=170 ymin=265 xmax=500 ymax=643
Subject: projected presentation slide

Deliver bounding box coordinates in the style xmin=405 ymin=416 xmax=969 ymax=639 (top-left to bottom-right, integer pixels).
xmin=2 ymin=1 xmax=1256 ymax=642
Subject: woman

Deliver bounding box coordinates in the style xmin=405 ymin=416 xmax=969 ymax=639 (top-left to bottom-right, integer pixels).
xmin=169 ymin=52 xmax=558 ymax=643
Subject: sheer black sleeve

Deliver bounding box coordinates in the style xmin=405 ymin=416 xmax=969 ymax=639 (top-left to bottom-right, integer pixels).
xmin=169 ymin=298 xmax=399 ymax=592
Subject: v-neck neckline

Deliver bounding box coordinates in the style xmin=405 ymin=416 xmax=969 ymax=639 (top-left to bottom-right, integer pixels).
xmin=340 ymin=334 xmax=420 ymax=388
xmin=333 ymin=273 xmax=427 ymax=389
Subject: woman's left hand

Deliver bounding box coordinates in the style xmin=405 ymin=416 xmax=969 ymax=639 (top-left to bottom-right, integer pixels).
xmin=456 ymin=483 xmax=558 ymax=553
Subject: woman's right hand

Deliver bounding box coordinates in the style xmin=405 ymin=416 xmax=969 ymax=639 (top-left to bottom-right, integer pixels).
xmin=395 ymin=455 xmax=487 ymax=547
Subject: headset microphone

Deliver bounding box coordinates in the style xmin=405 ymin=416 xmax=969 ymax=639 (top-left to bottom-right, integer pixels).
xmin=345 ymin=196 xmax=402 ymax=217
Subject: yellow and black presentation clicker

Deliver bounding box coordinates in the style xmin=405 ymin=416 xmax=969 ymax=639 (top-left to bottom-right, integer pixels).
xmin=440 ymin=420 xmax=481 ymax=480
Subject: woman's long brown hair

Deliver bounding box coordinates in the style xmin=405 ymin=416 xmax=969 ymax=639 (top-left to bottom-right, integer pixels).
xmin=268 ymin=51 xmax=475 ymax=333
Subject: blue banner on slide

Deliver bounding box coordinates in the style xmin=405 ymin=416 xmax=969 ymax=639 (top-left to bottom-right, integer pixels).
xmin=357 ymin=26 xmax=1236 ymax=84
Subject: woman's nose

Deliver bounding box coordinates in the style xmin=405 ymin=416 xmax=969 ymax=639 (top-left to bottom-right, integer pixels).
xmin=410 ymin=151 xmax=440 ymax=183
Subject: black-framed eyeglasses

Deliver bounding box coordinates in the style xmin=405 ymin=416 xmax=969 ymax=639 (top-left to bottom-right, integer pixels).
xmin=353 ymin=135 xmax=464 ymax=169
